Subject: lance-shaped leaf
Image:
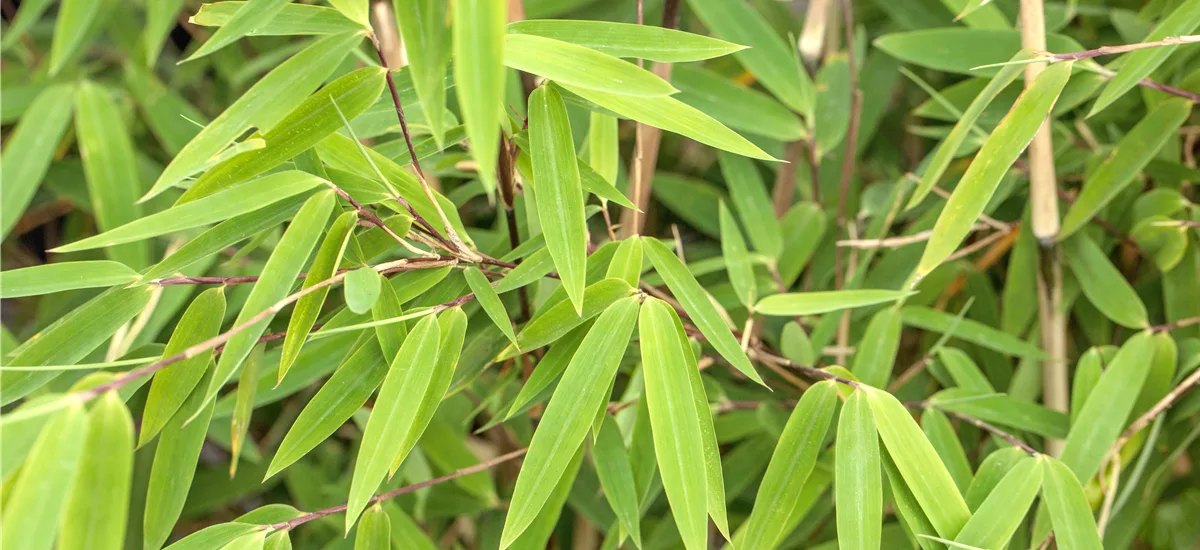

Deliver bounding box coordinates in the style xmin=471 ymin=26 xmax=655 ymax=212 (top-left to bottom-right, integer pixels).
xmin=1 ymin=0 xmax=51 ymax=50
xmin=509 ymin=446 xmax=584 ymax=550
xmin=684 ymin=0 xmax=813 ymax=116
xmin=144 ymin=374 xmax=218 ymax=550
xmin=901 ymin=306 xmax=1045 ymax=358
xmin=1041 ymin=457 xmax=1104 ymax=550
xmin=643 ymin=237 xmax=765 ymax=385
xmin=954 ymin=456 xmax=1043 ymax=550
xmin=922 ymin=409 xmax=973 ymax=493
xmin=529 ymin=84 xmax=589 ymax=314
xmin=1 ymin=286 xmax=154 ymax=405
xmin=47 ymin=0 xmax=106 ymax=74
xmin=147 ymin=32 xmax=360 ymax=199
xmin=511 ymin=133 xmax=637 ymax=210
xmin=179 ymin=67 xmax=386 ymax=202
xmin=464 ymin=267 xmax=517 ymax=346
xmin=345 ymin=267 xmax=384 ymax=314
xmin=194 ymin=190 xmax=336 ymax=418
xmin=1060 ymin=98 xmax=1192 ymax=239
xmin=507 ymin=34 xmax=676 ymax=97
xmin=719 ymin=152 xmax=782 ymax=259
xmin=1062 ymin=233 xmax=1149 ymax=329
xmin=75 ymin=80 xmax=150 ymax=269
xmin=0 ymin=261 xmax=138 ymax=298
xmin=916 ymin=61 xmax=1072 ymax=279
xmin=501 ymin=297 xmax=639 ymax=547
xmin=588 ymin=111 xmax=620 ymax=183
xmin=496 ymin=278 xmax=634 ymax=359
xmin=931 ymin=389 xmax=1067 ymax=440
xmin=0 ymin=84 xmax=74 ymax=239
xmin=279 ymin=210 xmax=357 ymax=382
xmin=60 ymin=392 xmax=134 ymax=550
xmin=141 ymin=287 xmax=227 ymax=446
xmin=965 ymin=447 xmax=1028 ymax=510
xmin=356 ymin=504 xmax=391 ymax=550
xmin=606 ymin=237 xmax=644 ymax=287
xmin=345 ymin=315 xmax=442 ymax=531
xmin=191 ymin=2 xmax=365 ymax=35
xmin=508 ymin=19 xmax=744 ymax=62
xmin=495 ymin=247 xmax=555 ymax=294
xmin=229 ymin=344 xmax=264 ymax=477
xmin=814 ymin=55 xmax=852 ymax=156
xmin=836 ymin=390 xmax=882 ymax=550
xmin=394 ymin=0 xmax=450 ymax=146
xmin=326 ymin=0 xmax=369 ymax=26
xmin=452 ymin=0 xmax=505 ymax=198
xmin=908 ymin=50 xmax=1030 ymax=210
xmin=867 ymin=387 xmax=971 ymax=539
xmin=719 ymin=202 xmax=756 ymax=309
xmin=851 ymin=308 xmax=902 ymax=388
xmin=144 ymin=0 xmax=187 ymax=64
xmin=756 ymin=289 xmax=913 ymax=317
xmin=502 ymin=324 xmax=589 ymax=421
xmin=53 ymin=171 xmax=326 ymax=253
xmin=221 ymin=531 xmax=267 ymax=550
xmin=562 ymin=83 xmax=775 ymax=161
xmin=673 ymin=65 xmax=806 ymax=142
xmin=183 ymin=0 xmax=293 ymax=61
xmin=638 ymin=298 xmax=708 ymax=550
xmin=741 ymin=380 xmax=837 ymax=550
xmin=1058 ymin=330 xmax=1154 ymax=482
xmin=593 ymin=415 xmax=642 ymax=548
xmin=372 ymin=283 xmax=407 ymax=360
xmin=1090 ymin=0 xmax=1200 ymax=116
xmin=0 ymin=403 xmax=88 ymax=550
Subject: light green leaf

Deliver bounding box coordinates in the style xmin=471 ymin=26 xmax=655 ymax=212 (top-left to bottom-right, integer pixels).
xmin=850 ymin=308 xmax=902 ymax=388
xmin=643 ymin=237 xmax=764 ymax=385
xmin=501 ymin=297 xmax=638 ymax=547
xmin=922 ymin=408 xmax=973 ymax=493
xmin=74 ymin=80 xmax=150 ymax=269
xmin=1041 ymin=457 xmax=1103 ymax=550
xmin=327 ymin=0 xmax=369 ymax=26
xmin=149 ymin=32 xmax=361 ymax=198
xmin=561 ymin=84 xmax=776 ymax=161
xmin=836 ymin=390 xmax=882 ymax=550
xmin=606 ymin=237 xmax=644 ymax=287
xmin=279 ymin=210 xmax=358 ymax=382
xmin=685 ymin=0 xmax=813 ymax=116
xmin=0 ymin=403 xmax=88 ymax=550
xmin=195 ymin=190 xmax=336 ymax=418
xmin=124 ymin=64 xmax=208 ymax=156
xmin=588 ymin=111 xmax=620 ymax=184
xmin=229 ymin=344 xmax=264 ymax=476
xmin=263 ymin=532 xmax=290 ymax=550
xmin=144 ymin=0 xmax=188 ymax=64
xmin=60 ymin=393 xmax=134 ymax=550
xmin=495 ymin=247 xmax=555 ymax=294
xmin=184 ymin=0 xmax=294 ymax=62
xmin=191 ymin=2 xmax=364 ymax=35
xmin=937 ymin=348 xmax=995 ymax=393
xmin=179 ymin=67 xmax=386 ymax=203
xmin=741 ymin=381 xmax=837 ymax=550
xmin=508 ymin=19 xmax=744 ymax=62
xmin=496 ymin=278 xmax=634 ymax=360
xmin=1062 ymin=233 xmax=1149 ymax=329
xmin=719 ymin=152 xmax=782 ymax=260
xmin=53 ymin=171 xmax=326 ymax=254
xmin=221 ymin=531 xmax=266 ymax=550
xmin=0 ymin=0 xmax=52 ymax=50
xmin=638 ymin=298 xmax=708 ymax=550
xmin=393 ymin=0 xmax=450 ymax=146
xmin=719 ymin=202 xmax=757 ymax=309
xmin=507 ymin=34 xmax=676 ymax=97
xmin=141 ymin=287 xmax=227 ymax=446
xmin=0 ymin=261 xmax=138 ymax=298
xmin=1060 ymin=98 xmax=1192 ymax=239
xmin=673 ymin=65 xmax=805 ymax=142
xmin=916 ymin=61 xmax=1073 ymax=278
xmin=777 ymin=202 xmax=827 ymax=286
xmin=464 ymin=267 xmax=517 ymax=346
xmin=1 ymin=84 xmax=74 ymax=239
xmin=965 ymin=447 xmax=1027 ymax=510
xmin=761 ymin=288 xmax=913 ymax=317
xmin=160 ymin=523 xmax=259 ymax=550
xmin=356 ymin=504 xmax=391 ymax=550
xmin=874 ymin=29 xmax=1083 ymax=77
xmin=593 ymin=415 xmax=642 ymax=548
xmin=346 ymin=315 xmax=442 ymax=531
xmin=145 ymin=375 xmax=218 ymax=550
xmin=48 ymin=0 xmax=105 ymax=74
xmin=502 ymin=324 xmax=589 ymax=421
xmin=1090 ymin=0 xmax=1200 ymax=116
xmin=780 ymin=321 xmax=815 ymax=366
xmin=954 ymin=456 xmax=1042 ymax=550
xmin=931 ymin=389 xmax=1067 ymax=440
xmin=345 ymin=267 xmax=384 ymax=315
xmin=867 ymin=386 xmax=971 ymax=538
xmin=902 ymin=306 xmax=1046 ymax=358
xmin=529 ymin=84 xmax=588 ymax=314
xmin=508 ymin=446 xmax=583 ymax=550
xmin=452 ymin=0 xmax=506 ymax=198
xmin=814 ymin=55 xmax=852 ymax=157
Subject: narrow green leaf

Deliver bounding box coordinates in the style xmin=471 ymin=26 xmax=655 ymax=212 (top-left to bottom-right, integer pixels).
xmin=495 ymin=247 xmax=556 ymax=294
xmin=836 ymin=390 xmax=882 ymax=550
xmin=850 ymin=308 xmax=903 ymax=388
xmin=75 ymin=80 xmax=150 ymax=269
xmin=954 ymin=456 xmax=1042 ymax=550
xmin=145 ymin=377 xmax=218 ymax=550
xmin=508 ymin=19 xmax=744 ymax=62
xmin=60 ymin=393 xmax=134 ymax=550
xmin=144 ymin=0 xmax=188 ymax=64
xmin=606 ymin=238 xmax=644 ymax=287
xmin=1062 ymin=233 xmax=1149 ymax=329
xmin=867 ymin=387 xmax=971 ymax=538
xmin=48 ymin=0 xmax=105 ymax=74
xmin=643 ymin=237 xmax=764 ymax=385
xmin=356 ymin=504 xmax=391 ymax=550
xmin=507 ymin=34 xmax=676 ymax=97
xmin=160 ymin=523 xmax=258 ymax=550
xmin=638 ymin=298 xmax=708 ymax=550
xmin=881 ymin=446 xmax=940 ymax=550
xmin=393 ymin=0 xmax=450 ymax=146
xmin=672 ymin=65 xmax=806 ymax=142
xmin=327 ymin=0 xmax=370 ymax=26
xmin=719 ymin=152 xmax=782 ymax=260
xmin=588 ymin=111 xmax=620 ymax=184
xmin=184 ymin=0 xmax=294 ymax=62
xmin=497 ymin=278 xmax=634 ymax=360
xmin=922 ymin=408 xmax=973 ymax=493
xmin=1090 ymin=0 xmax=1200 ymax=116
xmin=964 ymin=447 xmax=1027 ymax=510
xmin=53 ymin=171 xmax=326 ymax=254
xmin=777 ymin=202 xmax=827 ymax=286
xmin=124 ymin=64 xmax=208 ymax=155
xmin=502 ymin=324 xmax=590 ymax=421
xmin=0 ymin=261 xmax=137 ymax=298
xmin=901 ymin=306 xmax=1046 ymax=358
xmin=593 ymin=415 xmax=642 ymax=548
xmin=756 ymin=289 xmax=912 ymax=317
xmin=464 ymin=267 xmax=517 ymax=346
xmin=874 ymin=29 xmax=1083 ymax=77
xmin=190 ymin=2 xmax=364 ymax=35
xmin=931 ymin=389 xmax=1067 ymax=440
xmin=148 ymin=32 xmax=361 ymax=198
xmin=814 ymin=55 xmax=852 ymax=156
xmin=501 ymin=297 xmax=639 ymax=547
xmin=1042 ymin=458 xmax=1103 ymax=550
xmin=141 ymin=287 xmax=227 ymax=446
xmin=0 ymin=84 xmax=74 ymax=239
xmin=1060 ymin=98 xmax=1192 ymax=239
xmin=346 ymin=315 xmax=442 ymax=531
xmin=916 ymin=61 xmax=1073 ymax=278
xmin=452 ymin=0 xmax=505 ymax=198
xmin=229 ymin=344 xmax=264 ymax=477
xmin=220 ymin=531 xmax=266 ymax=550
xmin=0 ymin=0 xmax=52 ymax=50
xmin=719 ymin=202 xmax=757 ymax=309
xmin=685 ymin=0 xmax=813 ymax=116
xmin=345 ymin=267 xmax=385 ymax=315
xmin=0 ymin=404 xmax=88 ymax=550
xmin=509 ymin=446 xmax=583 ymax=550
xmin=937 ymin=348 xmax=995 ymax=393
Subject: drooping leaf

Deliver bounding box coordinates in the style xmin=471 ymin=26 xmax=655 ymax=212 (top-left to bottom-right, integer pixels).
xmin=922 ymin=408 xmax=973 ymax=493
xmin=190 ymin=2 xmax=364 ymax=35
xmin=506 ymin=34 xmax=677 ymax=97
xmin=229 ymin=344 xmax=264 ymax=477
xmin=1062 ymin=233 xmax=1149 ymax=329
xmin=0 ymin=84 xmax=74 ymax=240
xmin=60 ymin=392 xmax=134 ymax=550
xmin=719 ymin=202 xmax=757 ymax=309
xmin=0 ymin=261 xmax=138 ymax=298
xmin=1090 ymin=0 xmax=1200 ymax=116
xmin=508 ymin=19 xmax=745 ymax=62
xmin=953 ymin=456 xmax=1042 ymax=550
xmin=593 ymin=415 xmax=642 ymax=548
xmin=355 ymin=504 xmax=391 ymax=550
xmin=183 ymin=0 xmax=294 ymax=62
xmin=756 ymin=289 xmax=913 ymax=317
xmin=464 ymin=266 xmax=517 ymax=346
xmin=874 ymin=29 xmax=1083 ymax=77
xmin=836 ymin=390 xmax=882 ymax=550
xmin=719 ymin=152 xmax=782 ymax=260
xmin=0 ymin=403 xmax=88 ymax=550
xmin=496 ymin=278 xmax=634 ymax=359
xmin=850 ymin=308 xmax=903 ymax=388
xmin=1041 ymin=457 xmax=1104 ymax=550
xmin=393 ymin=0 xmax=450 ymax=146
xmin=144 ymin=375 xmax=218 ymax=550
xmin=452 ymin=0 xmax=505 ymax=198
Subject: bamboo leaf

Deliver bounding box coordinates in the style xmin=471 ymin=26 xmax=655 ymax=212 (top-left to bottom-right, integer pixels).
xmin=643 ymin=237 xmax=765 ymax=385
xmin=0 ymin=0 xmax=52 ymax=50
xmin=757 ymin=290 xmax=912 ymax=317
xmin=345 ymin=267 xmax=384 ymax=315
xmin=229 ymin=344 xmax=264 ymax=477
xmin=850 ymin=308 xmax=903 ymax=388
xmin=741 ymin=381 xmax=837 ymax=550
xmin=496 ymin=278 xmax=634 ymax=360
xmin=191 ymin=2 xmax=364 ymax=35
xmin=1060 ymin=98 xmax=1192 ymax=239
xmin=502 ymin=325 xmax=590 ymax=421
xmin=141 ymin=287 xmax=227 ymax=446
xmin=1041 ymin=457 xmax=1103 ymax=550
xmin=345 ymin=315 xmax=442 ymax=531
xmin=495 ymin=247 xmax=556 ymax=294
xmin=922 ymin=408 xmax=973 ymax=494
xmin=327 ymin=0 xmax=370 ymax=27
xmin=507 ymin=34 xmax=677 ymax=97
xmin=815 ymin=55 xmax=852 ymax=156
xmin=48 ymin=0 xmax=106 ymax=74
xmin=593 ymin=415 xmax=642 ymax=548
xmin=931 ymin=389 xmax=1067 ymax=440
xmin=508 ymin=19 xmax=744 ymax=62
xmin=60 ymin=392 xmax=134 ymax=550
xmin=355 ymin=504 xmax=391 ymax=550
xmin=1090 ymin=0 xmax=1200 ymax=116
xmin=719 ymin=152 xmax=783 ymax=260
xmin=0 ymin=261 xmax=138 ymax=298
xmin=606 ymin=237 xmax=645 ymax=287
xmin=836 ymin=390 xmax=882 ymax=550
xmin=1062 ymin=233 xmax=1149 ymax=329
xmin=144 ymin=0 xmax=188 ymax=64
xmin=145 ymin=375 xmax=219 ymax=550
xmin=464 ymin=267 xmax=517 ymax=347
xmin=452 ymin=0 xmax=506 ymax=198
xmin=867 ymin=386 xmax=971 ymax=539
xmin=916 ymin=61 xmax=1073 ymax=278
xmin=588 ymin=111 xmax=620 ymax=184
xmin=901 ymin=306 xmax=1046 ymax=358
xmin=0 ymin=84 xmax=74 ymax=239
xmin=220 ymin=531 xmax=266 ymax=550
xmin=638 ymin=298 xmax=708 ymax=550
xmin=393 ymin=0 xmax=450 ymax=146
xmin=874 ymin=29 xmax=1083 ymax=76
xmin=937 ymin=348 xmax=995 ymax=394
xmin=954 ymin=456 xmax=1042 ymax=550
xmin=672 ymin=65 xmax=806 ymax=142
xmin=184 ymin=0 xmax=294 ymax=62
xmin=719 ymin=202 xmax=757 ymax=309
xmin=0 ymin=403 xmax=88 ymax=550
xmin=529 ymin=84 xmax=588 ymax=314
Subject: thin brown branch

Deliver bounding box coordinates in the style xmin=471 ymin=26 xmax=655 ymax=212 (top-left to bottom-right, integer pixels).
xmin=772 ymin=140 xmax=806 ymax=217
xmin=942 ymin=409 xmax=1040 ymax=456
